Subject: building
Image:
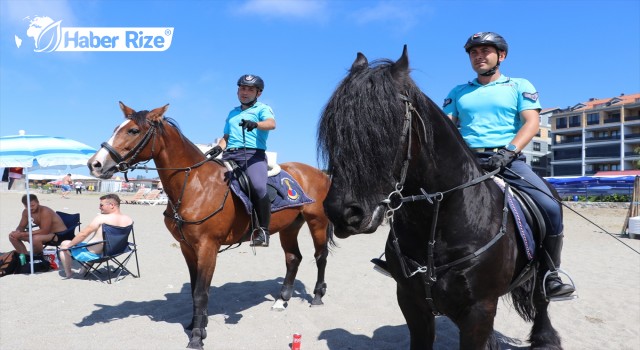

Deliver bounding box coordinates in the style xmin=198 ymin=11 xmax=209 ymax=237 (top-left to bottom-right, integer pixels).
xmin=549 ymin=93 xmax=640 ymax=176
xmin=521 ymin=108 xmax=556 ymax=177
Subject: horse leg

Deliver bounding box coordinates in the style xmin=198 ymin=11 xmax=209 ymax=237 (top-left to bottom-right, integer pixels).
xmin=529 ymin=280 xmax=562 ymax=349
xmin=181 ymin=242 xmax=219 ymax=350
xmin=273 ymin=216 xmax=305 ymax=311
xmin=455 ymin=299 xmax=500 ymax=350
xmin=307 ymin=219 xmax=330 ymax=306
xmin=396 ymin=284 xmax=436 ymax=349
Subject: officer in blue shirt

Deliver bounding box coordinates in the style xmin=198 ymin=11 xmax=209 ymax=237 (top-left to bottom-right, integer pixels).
xmin=210 ymin=74 xmax=276 ymax=247
xmin=443 ymin=32 xmax=575 ymax=299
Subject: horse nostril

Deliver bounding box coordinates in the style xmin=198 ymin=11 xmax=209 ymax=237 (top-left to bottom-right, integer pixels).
xmin=344 ymin=205 xmax=364 ymax=227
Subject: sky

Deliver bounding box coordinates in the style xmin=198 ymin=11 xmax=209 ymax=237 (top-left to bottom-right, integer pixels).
xmin=1 ymin=0 xmax=639 ymax=179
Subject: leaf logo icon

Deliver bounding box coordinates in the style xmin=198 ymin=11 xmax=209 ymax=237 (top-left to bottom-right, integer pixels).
xmin=35 ymin=20 xmax=62 ymax=53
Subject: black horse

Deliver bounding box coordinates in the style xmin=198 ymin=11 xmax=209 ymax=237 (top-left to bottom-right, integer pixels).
xmin=318 ymin=46 xmax=562 ymax=349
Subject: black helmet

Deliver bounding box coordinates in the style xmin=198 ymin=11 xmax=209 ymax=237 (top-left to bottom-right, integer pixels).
xmin=464 ymin=32 xmax=508 ymax=56
xmin=237 ymin=74 xmax=264 ymax=91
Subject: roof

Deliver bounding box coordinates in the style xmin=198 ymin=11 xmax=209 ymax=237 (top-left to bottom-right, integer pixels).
xmin=571 ymin=93 xmax=640 ymax=111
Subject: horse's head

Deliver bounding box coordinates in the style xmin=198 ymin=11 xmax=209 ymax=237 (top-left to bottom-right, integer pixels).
xmin=319 ymin=45 xmax=461 ymax=238
xmin=88 ymin=101 xmax=169 ymax=179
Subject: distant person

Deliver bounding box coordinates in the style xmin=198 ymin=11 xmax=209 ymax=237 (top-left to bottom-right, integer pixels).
xmin=7 ymin=194 xmax=67 ymax=255
xmin=74 ymin=180 xmax=83 ymax=194
xmin=209 ymin=74 xmax=276 ymax=247
xmin=7 ymin=167 xmax=23 ymax=190
xmin=59 ymin=194 xmax=133 ymax=279
xmin=60 ymin=173 xmax=72 ymax=199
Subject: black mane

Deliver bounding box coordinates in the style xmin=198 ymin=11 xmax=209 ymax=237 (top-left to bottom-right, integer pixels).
xmin=318 ymin=58 xmax=447 ymax=198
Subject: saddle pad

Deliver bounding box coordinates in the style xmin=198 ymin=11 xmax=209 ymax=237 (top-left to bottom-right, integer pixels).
xmin=493 ymin=178 xmax=535 ymax=260
xmin=229 ymin=170 xmax=315 ymax=215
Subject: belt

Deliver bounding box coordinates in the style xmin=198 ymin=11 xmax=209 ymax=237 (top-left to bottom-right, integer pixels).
xmin=226 ymin=147 xmax=263 ymax=152
xmin=472 ymin=147 xmax=501 ymax=153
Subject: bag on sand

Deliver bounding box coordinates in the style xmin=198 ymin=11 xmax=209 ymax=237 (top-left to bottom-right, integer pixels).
xmin=16 ymin=253 xmax=51 ymax=274
xmin=0 ymin=251 xmax=20 ymax=277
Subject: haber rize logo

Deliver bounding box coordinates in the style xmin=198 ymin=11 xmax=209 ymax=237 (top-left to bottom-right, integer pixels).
xmin=15 ymin=15 xmax=174 ymax=53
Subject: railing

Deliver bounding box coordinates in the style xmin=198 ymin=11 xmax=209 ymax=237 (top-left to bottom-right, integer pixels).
xmin=603 ymin=118 xmax=621 ymax=124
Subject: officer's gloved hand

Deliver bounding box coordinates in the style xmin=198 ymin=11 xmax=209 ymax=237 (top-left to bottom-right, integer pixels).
xmin=205 ymin=145 xmax=223 ymax=159
xmin=481 ymin=148 xmax=517 ymax=171
xmin=239 ymin=119 xmax=259 ymax=132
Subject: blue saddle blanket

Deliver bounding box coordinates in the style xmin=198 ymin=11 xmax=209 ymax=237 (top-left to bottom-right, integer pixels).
xmin=229 ymin=170 xmax=315 ymax=215
xmin=493 ymin=178 xmax=535 ymax=260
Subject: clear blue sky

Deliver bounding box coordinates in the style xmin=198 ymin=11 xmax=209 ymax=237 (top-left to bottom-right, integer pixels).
xmin=1 ymin=0 xmax=639 ymax=178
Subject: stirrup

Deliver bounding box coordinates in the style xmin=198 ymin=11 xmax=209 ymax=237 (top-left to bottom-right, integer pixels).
xmin=371 ymin=258 xmax=392 ymax=278
xmin=542 ymin=268 xmax=578 ymax=302
xmin=250 ymin=227 xmax=269 ymax=247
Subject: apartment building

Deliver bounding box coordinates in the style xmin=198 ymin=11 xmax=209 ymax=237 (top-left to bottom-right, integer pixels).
xmin=549 ymin=93 xmax=640 ymax=176
xmin=522 ymin=108 xmax=555 ymax=177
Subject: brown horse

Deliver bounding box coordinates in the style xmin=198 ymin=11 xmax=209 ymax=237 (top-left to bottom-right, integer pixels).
xmin=87 ymin=102 xmax=334 ymax=349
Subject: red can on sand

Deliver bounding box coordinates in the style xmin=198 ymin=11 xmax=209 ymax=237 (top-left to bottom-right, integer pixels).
xmin=292 ymin=333 xmax=301 ymax=350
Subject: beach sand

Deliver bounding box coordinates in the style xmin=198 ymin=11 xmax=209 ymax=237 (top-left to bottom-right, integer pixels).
xmin=0 ymin=191 xmax=638 ymax=349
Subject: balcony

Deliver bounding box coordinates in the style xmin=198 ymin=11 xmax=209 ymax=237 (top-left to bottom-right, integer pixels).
xmin=625 ymin=115 xmax=640 ymax=122
xmin=603 ymin=117 xmax=621 ymax=124
xmin=585 ymin=135 xmax=621 ymax=142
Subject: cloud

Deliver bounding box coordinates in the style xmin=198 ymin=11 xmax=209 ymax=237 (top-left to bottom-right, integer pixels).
xmin=2 ymin=0 xmax=77 ymax=28
xmin=351 ymin=1 xmax=433 ymax=32
xmin=233 ymin=0 xmax=328 ymax=20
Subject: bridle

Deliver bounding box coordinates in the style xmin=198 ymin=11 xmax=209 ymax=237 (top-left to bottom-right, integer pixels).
xmin=381 ymin=93 xmax=506 ymax=315
xmin=99 ymin=117 xmax=231 ymax=249
xmin=100 ymin=118 xmax=159 ymax=181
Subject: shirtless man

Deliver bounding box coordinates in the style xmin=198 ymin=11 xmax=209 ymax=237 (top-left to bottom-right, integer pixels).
xmin=60 ymin=173 xmax=72 ymax=198
xmin=8 ymin=194 xmax=67 ymax=255
xmin=59 ymin=194 xmax=133 ymax=278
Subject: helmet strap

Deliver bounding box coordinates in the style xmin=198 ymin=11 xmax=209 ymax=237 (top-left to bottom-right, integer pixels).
xmin=241 ymin=98 xmax=257 ymax=108
xmin=480 ymin=61 xmax=500 ymax=77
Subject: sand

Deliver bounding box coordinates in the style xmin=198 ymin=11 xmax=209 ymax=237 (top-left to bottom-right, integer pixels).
xmin=0 ymin=191 xmax=638 ymax=349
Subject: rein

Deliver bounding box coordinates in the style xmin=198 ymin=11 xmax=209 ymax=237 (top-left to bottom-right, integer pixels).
xmin=101 ymin=119 xmax=231 ymax=249
xmin=383 ymin=94 xmax=504 ymax=315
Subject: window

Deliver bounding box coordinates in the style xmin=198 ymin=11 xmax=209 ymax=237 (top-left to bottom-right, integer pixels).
xmin=531 ymin=156 xmax=541 ymax=165
xmin=569 ymin=115 xmax=581 ymax=127
xmin=587 ymin=113 xmax=599 ymax=125
xmin=533 ymin=142 xmax=541 ymax=151
xmin=555 ymin=118 xmax=567 ymax=129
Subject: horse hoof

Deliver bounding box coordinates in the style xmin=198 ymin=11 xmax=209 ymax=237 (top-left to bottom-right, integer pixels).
xmin=271 ymin=298 xmax=287 ymax=311
xmin=310 ymin=297 xmax=324 ymax=307
xmin=186 ymin=341 xmax=203 ymax=350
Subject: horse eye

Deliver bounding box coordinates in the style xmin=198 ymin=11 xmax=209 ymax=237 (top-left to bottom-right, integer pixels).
xmin=128 ymin=128 xmax=140 ymax=135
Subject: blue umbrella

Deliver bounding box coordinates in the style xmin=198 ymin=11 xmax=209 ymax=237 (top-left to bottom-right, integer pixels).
xmin=0 ymin=132 xmax=97 ymax=274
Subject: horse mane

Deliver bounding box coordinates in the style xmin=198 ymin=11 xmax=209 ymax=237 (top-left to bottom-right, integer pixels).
xmin=318 ymin=58 xmax=449 ymax=198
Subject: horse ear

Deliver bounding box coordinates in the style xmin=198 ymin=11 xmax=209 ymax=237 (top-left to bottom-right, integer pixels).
xmin=391 ymin=45 xmax=409 ymax=81
xmin=119 ymin=101 xmax=136 ymax=118
xmin=351 ymin=52 xmax=368 ymax=72
xmin=147 ymin=104 xmax=170 ymax=122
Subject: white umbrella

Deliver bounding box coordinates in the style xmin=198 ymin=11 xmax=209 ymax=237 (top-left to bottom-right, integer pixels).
xmin=0 ymin=131 xmax=97 ymax=274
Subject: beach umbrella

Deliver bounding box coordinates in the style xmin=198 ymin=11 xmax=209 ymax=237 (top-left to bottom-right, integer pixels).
xmin=0 ymin=132 xmax=97 ymax=274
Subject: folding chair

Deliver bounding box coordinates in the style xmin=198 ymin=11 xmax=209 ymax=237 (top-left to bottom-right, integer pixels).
xmin=71 ymin=223 xmax=140 ymax=284
xmin=43 ymin=212 xmax=81 ymax=250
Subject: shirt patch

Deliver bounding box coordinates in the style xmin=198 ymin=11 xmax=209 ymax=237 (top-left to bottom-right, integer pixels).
xmin=523 ymin=92 xmax=539 ymax=102
xmin=443 ymin=98 xmax=452 ymax=108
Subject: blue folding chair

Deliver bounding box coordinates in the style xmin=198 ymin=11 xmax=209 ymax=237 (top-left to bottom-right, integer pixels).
xmin=70 ymin=223 xmax=139 ymax=284
xmin=43 ymin=212 xmax=80 ymax=251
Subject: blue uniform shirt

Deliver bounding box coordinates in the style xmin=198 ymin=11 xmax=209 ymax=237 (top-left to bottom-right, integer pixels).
xmin=442 ymin=75 xmax=541 ymax=148
xmin=223 ymin=102 xmax=275 ymax=149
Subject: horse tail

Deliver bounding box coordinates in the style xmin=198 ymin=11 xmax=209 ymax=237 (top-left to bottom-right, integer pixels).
xmin=508 ymin=275 xmax=537 ymax=322
xmin=326 ymin=221 xmax=338 ymax=251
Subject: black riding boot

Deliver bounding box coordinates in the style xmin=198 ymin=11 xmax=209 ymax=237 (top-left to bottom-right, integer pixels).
xmin=543 ymin=234 xmax=575 ymax=297
xmin=251 ymin=194 xmax=271 ymax=247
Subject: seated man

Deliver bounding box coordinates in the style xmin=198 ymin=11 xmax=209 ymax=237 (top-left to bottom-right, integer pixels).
xmin=59 ymin=194 xmax=133 ymax=279
xmin=8 ymin=194 xmax=67 ymax=255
